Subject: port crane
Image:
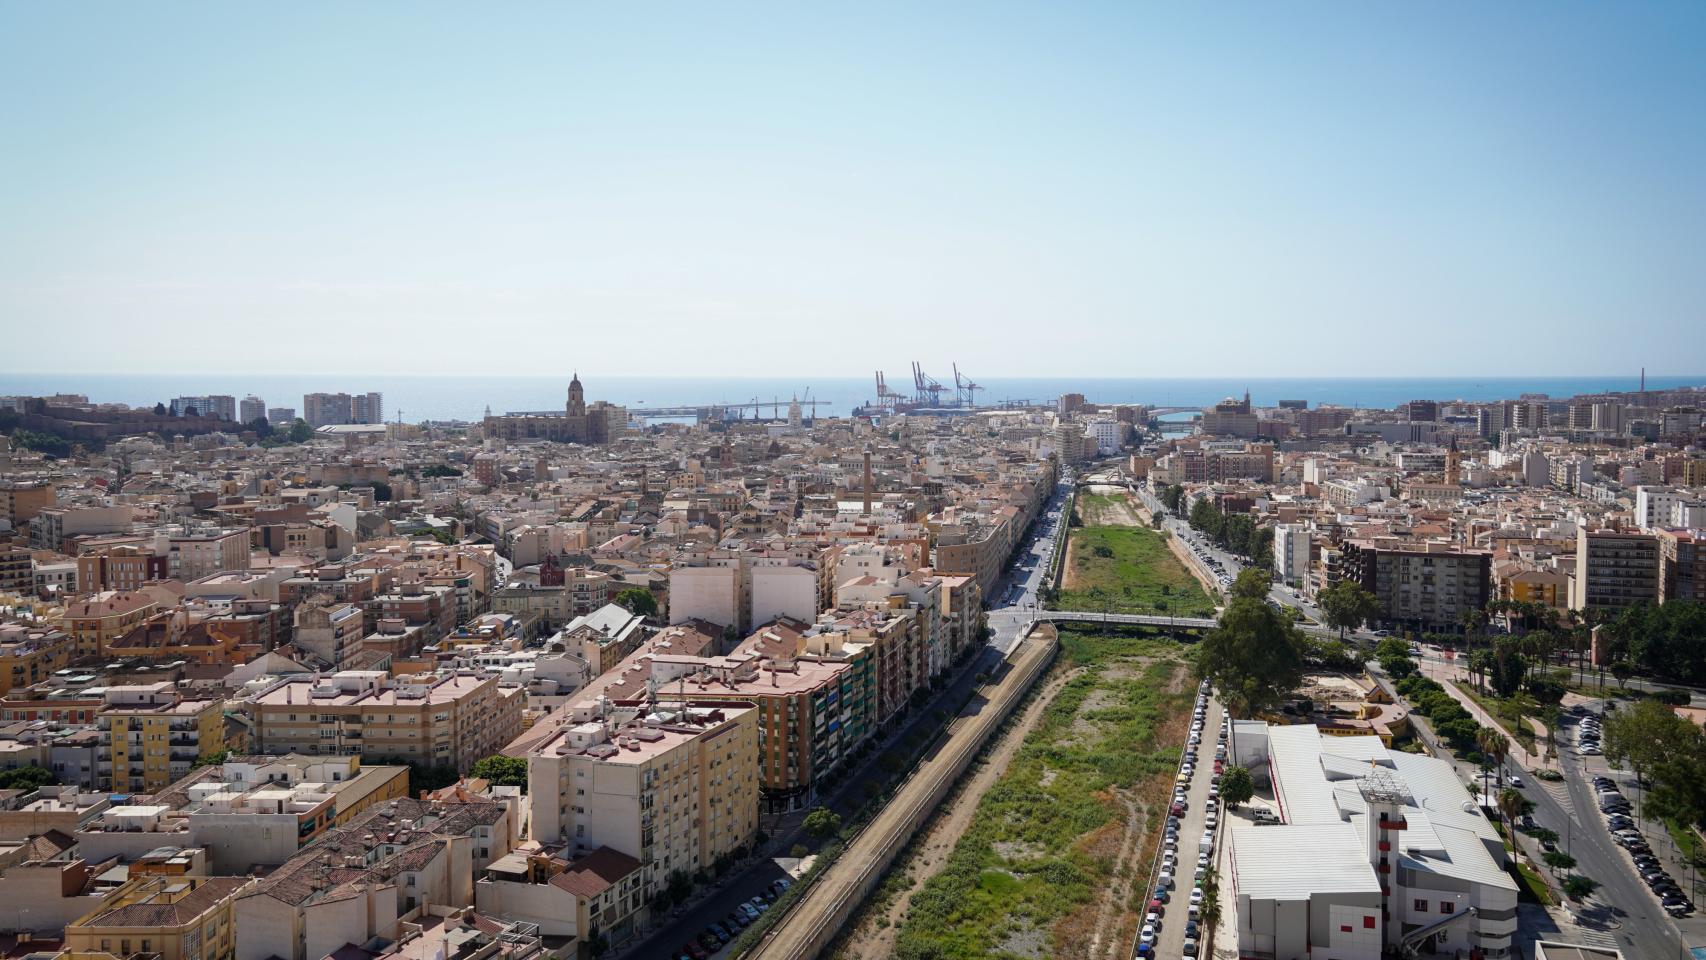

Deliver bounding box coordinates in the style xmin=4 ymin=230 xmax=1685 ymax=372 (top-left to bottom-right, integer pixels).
xmin=953 ymin=364 xmax=983 ymax=408
xmin=912 ymin=362 xmax=946 ymax=406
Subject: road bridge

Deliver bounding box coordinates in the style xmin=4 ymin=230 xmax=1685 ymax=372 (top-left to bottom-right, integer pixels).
xmin=1038 ymin=608 xmax=1344 ymax=640
xmin=1034 ymin=610 xmax=1219 ymax=630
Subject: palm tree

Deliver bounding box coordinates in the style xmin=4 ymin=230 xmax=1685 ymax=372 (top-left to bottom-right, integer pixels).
xmin=1539 ymin=606 xmax=1561 ymax=634
xmin=1484 ymin=600 xmax=1507 ymax=636
xmin=1497 ymin=787 xmax=1528 ymax=836
xmin=1468 ymin=649 xmax=1496 ymax=696
xmin=1477 ymin=728 xmax=1509 ymax=799
xmin=1523 ymin=630 xmax=1556 ymax=687
xmin=1460 ymin=607 xmax=1488 ymax=659
xmin=1562 ymin=609 xmax=1585 ymax=685
xmin=1199 ymin=866 xmax=1222 ymax=934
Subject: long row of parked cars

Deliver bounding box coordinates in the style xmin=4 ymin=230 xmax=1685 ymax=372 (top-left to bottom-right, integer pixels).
xmin=1574 ymin=707 xmax=1603 ymax=757
xmin=675 ymin=878 xmax=792 ymax=959
xmin=1594 ymin=776 xmax=1693 ymax=918
xmin=1179 ymin=530 xmax=1236 ymax=591
xmin=1137 ymin=681 xmax=1224 ymax=959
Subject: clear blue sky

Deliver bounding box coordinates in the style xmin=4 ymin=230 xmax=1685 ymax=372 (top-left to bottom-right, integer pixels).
xmin=3 ymin=2 xmax=1703 ymax=377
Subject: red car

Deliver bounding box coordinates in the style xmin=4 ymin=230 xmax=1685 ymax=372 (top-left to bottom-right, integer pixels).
xmin=683 ymin=942 xmax=709 ymax=960
xmin=1148 ymin=899 xmax=1165 ymax=915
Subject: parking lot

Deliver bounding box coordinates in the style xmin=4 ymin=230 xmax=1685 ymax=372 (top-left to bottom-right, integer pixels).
xmin=1137 ymin=681 xmax=1225 ymax=960
xmin=1561 ymin=704 xmax=1698 ymax=920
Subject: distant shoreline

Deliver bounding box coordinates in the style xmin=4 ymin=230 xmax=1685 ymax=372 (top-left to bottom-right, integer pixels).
xmin=3 ymin=373 xmax=1700 ymax=425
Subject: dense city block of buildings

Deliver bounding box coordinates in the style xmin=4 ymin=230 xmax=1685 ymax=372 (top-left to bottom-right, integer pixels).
xmin=2 ymin=377 xmax=1703 ymax=959
xmin=0 ymin=376 xmax=1096 ymax=958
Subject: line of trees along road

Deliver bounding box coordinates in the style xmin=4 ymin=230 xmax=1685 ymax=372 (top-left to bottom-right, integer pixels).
xmin=1195 ymin=570 xmax=1304 ymax=744
xmin=1185 ymin=498 xmax=1273 ymax=569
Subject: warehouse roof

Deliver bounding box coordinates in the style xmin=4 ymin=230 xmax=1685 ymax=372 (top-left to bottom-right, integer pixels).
xmin=1229 ymin=821 xmax=1380 ymax=900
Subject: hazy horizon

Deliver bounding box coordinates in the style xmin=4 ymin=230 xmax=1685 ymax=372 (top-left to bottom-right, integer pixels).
xmin=5 ymin=3 xmax=1705 ymax=377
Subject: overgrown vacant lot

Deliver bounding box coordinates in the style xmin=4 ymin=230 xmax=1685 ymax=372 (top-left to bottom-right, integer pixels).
xmin=1058 ymin=524 xmax=1217 ymax=618
xmin=1076 ymin=490 xmax=1144 ymax=526
xmin=888 ymin=631 xmax=1193 ymax=960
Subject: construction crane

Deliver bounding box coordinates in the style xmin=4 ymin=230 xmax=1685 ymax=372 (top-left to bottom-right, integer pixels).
xmin=953 ymin=364 xmax=983 ymax=408
xmin=912 ymin=361 xmax=945 ymax=407
xmin=872 ymin=371 xmax=906 ymax=414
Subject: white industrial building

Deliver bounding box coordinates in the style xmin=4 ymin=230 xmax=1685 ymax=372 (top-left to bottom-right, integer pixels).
xmin=1229 ymin=724 xmax=1518 ymax=960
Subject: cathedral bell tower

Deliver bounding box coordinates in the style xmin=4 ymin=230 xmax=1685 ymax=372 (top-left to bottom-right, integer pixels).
xmin=567 ymin=372 xmax=586 ymax=417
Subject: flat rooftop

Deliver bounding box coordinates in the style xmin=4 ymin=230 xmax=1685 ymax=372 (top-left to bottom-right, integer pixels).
xmin=251 ymin=674 xmax=492 ymax=707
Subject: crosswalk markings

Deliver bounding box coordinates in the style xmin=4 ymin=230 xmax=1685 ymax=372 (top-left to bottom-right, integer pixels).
xmin=1573 ymin=930 xmax=1620 ymax=949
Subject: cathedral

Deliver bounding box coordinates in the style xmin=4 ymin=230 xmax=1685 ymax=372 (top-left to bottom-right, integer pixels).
xmin=481 ymin=374 xmax=626 ymax=444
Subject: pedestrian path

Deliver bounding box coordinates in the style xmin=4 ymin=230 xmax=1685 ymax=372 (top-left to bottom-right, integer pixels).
xmin=1417 ymin=655 xmax=1556 ymax=774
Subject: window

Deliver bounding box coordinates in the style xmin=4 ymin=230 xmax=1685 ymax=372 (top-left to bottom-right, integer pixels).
xmin=1363 ymin=916 xmax=1375 ymax=929
xmin=1413 ymin=899 xmax=1427 ymax=912
xmin=1440 ymin=902 xmax=1454 ymax=914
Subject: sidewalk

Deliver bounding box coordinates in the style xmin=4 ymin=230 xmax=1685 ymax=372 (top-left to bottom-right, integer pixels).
xmin=1416 ymin=652 xmax=1558 ymax=775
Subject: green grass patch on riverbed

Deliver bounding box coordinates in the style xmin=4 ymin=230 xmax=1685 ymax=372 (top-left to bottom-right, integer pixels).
xmin=889 ymin=630 xmax=1191 ymax=960
xmin=1054 ymin=525 xmax=1217 ymax=618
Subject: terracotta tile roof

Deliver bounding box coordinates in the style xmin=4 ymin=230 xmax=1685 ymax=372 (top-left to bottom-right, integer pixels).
xmin=548 ymin=846 xmax=640 ymax=898
xmin=22 ymin=829 xmax=76 ymax=861
xmin=241 ymin=797 xmax=507 ymax=907
xmin=75 ymin=876 xmax=249 ymax=929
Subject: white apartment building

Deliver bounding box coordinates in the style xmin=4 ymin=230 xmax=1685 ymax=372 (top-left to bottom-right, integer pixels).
xmin=1230 ymin=725 xmax=1518 ymax=960
xmin=1274 ymin=523 xmax=1311 ymax=589
xmin=669 ymin=548 xmax=831 ymax=634
xmin=669 ymin=559 xmax=743 ymax=631
xmin=1633 ymin=485 xmax=1699 ymax=532
xmin=1323 ymin=478 xmax=1388 ymax=508
xmin=1085 ymin=419 xmax=1129 ymax=456
xmin=750 ymin=557 xmax=820 ymax=627
xmin=527 ymin=698 xmax=758 ymax=899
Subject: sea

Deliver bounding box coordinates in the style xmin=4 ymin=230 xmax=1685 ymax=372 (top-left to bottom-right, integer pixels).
xmin=1 ymin=373 xmax=1701 ymax=424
